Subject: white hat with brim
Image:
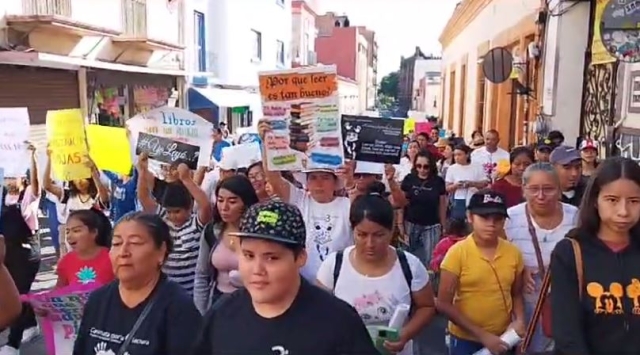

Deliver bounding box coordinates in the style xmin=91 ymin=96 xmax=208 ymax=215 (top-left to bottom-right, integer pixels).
xmin=354 ymin=161 xmax=384 ymax=175
xmin=301 ymin=168 xmax=344 ymax=191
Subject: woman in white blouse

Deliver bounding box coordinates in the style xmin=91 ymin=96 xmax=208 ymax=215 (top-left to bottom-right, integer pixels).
xmin=317 ymin=182 xmax=436 ymax=355
xmin=504 ymin=162 xmax=578 ymax=353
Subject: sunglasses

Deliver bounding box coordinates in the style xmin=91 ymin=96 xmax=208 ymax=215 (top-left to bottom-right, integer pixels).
xmin=414 ymin=164 xmax=429 ymax=170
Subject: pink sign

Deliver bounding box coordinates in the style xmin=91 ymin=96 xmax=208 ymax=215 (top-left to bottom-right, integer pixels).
xmin=23 ymin=283 xmax=101 ymax=355
xmin=415 ymin=122 xmax=432 ymax=134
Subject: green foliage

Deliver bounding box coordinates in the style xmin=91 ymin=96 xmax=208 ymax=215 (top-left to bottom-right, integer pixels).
xmin=378 ymin=71 xmax=399 ymax=99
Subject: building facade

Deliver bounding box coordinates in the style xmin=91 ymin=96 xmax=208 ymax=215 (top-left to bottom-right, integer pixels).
xmin=439 ymin=0 xmax=547 ymax=148
xmin=291 ymin=0 xmax=318 ymax=66
xmin=398 ymin=47 xmax=441 ymax=117
xmin=415 ymin=73 xmax=441 ymax=118
xmin=315 ymin=12 xmax=377 ymax=114
xmin=0 ymin=0 xmax=186 ymax=148
xmin=337 ymin=76 xmax=359 ymax=115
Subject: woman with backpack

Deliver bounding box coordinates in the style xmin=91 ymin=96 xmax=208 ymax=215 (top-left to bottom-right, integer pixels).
xmin=193 ymin=175 xmax=259 ymax=314
xmin=316 ymin=182 xmax=436 ymax=355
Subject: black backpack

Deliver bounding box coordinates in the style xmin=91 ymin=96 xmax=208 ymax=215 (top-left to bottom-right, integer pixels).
xmin=333 ymin=249 xmax=415 ymax=311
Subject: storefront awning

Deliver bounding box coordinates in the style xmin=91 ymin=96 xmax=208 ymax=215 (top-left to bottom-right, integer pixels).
xmin=0 ymin=51 xmax=191 ymax=76
xmin=188 ymin=87 xmax=255 ymax=108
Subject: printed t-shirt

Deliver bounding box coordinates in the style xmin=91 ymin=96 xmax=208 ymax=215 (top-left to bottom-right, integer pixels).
xmin=440 ymin=236 xmax=524 ymax=341
xmin=103 ymin=170 xmax=138 ymax=222
xmin=401 ymin=173 xmax=446 ymax=226
xmin=288 ymin=183 xmax=353 ymax=281
xmin=445 ymin=163 xmax=487 ymax=204
xmin=470 ymin=146 xmax=510 ymax=181
xmin=57 ymin=248 xmax=114 ymax=285
xmin=73 ymin=276 xmax=202 ymax=355
xmin=157 ymin=206 xmax=204 ymax=295
xmin=317 ymin=246 xmax=429 ymax=355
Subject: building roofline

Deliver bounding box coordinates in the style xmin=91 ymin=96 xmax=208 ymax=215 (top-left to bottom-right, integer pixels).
xmin=292 ymin=1 xmax=317 ymax=17
xmin=438 ymin=0 xmax=493 ymax=49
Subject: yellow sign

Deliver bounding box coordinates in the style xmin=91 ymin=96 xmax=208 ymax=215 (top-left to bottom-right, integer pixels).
xmin=592 ymin=0 xmax=616 ymax=65
xmin=403 ymin=118 xmax=416 ymax=134
xmin=46 ymin=109 xmax=91 ymax=181
xmin=86 ymin=125 xmax=132 ymax=175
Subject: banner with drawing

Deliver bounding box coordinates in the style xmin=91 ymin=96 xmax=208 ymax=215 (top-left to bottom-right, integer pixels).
xmin=46 ymin=109 xmax=92 ymax=181
xmin=258 ymin=65 xmax=343 ymax=171
xmin=341 ymin=115 xmax=405 ymax=164
xmin=126 ymin=107 xmax=213 ymax=177
xmin=0 ymin=107 xmax=31 ymax=177
xmin=24 ymin=283 xmax=100 ymax=355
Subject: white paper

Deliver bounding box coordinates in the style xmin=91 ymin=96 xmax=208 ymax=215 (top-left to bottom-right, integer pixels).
xmin=388 ymin=303 xmax=410 ymax=330
xmin=0 ymin=107 xmax=31 ymax=177
xmin=472 ymin=329 xmax=521 ymax=355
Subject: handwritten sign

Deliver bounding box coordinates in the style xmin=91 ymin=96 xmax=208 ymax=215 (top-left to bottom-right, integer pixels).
xmin=616 ymin=129 xmax=640 ymax=162
xmin=26 ymin=283 xmax=100 ymax=355
xmin=258 ymin=66 xmax=343 ymax=171
xmin=341 ymin=115 xmax=405 ymax=164
xmin=127 ymin=107 xmax=213 ymax=176
xmin=136 ymin=132 xmax=200 ymax=170
xmin=259 ymin=72 xmax=337 ymax=102
xmin=0 ymin=108 xmax=31 ymax=177
xmin=46 ymin=109 xmax=91 ymax=181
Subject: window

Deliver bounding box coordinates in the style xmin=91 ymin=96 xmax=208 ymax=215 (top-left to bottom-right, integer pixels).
xmin=194 ymin=11 xmax=206 ymax=72
xmin=476 ymin=62 xmax=487 ymax=131
xmin=251 ymin=30 xmax=262 ymax=60
xmin=276 ymin=40 xmax=285 ymax=65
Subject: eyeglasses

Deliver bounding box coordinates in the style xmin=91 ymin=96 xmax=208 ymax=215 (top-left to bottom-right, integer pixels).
xmin=524 ymin=186 xmax=558 ymax=196
xmin=414 ymin=164 xmax=429 ymax=170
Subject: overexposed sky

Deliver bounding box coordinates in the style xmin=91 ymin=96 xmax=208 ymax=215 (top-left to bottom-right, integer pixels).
xmin=317 ymin=0 xmax=457 ymax=80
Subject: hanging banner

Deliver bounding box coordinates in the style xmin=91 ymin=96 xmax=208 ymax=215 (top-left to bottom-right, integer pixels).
xmin=24 ymin=283 xmax=100 ymax=355
xmin=0 ymin=107 xmax=31 ymax=177
xmin=258 ymin=65 xmax=343 ymax=171
xmin=46 ymin=109 xmax=91 ymax=181
xmin=85 ymin=125 xmax=132 ymax=175
xmin=126 ymin=106 xmax=214 ymax=176
xmin=592 ymin=0 xmax=616 ymax=65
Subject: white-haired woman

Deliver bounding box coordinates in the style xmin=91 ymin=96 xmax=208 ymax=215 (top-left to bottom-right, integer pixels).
xmin=503 ymin=162 xmax=578 ymax=353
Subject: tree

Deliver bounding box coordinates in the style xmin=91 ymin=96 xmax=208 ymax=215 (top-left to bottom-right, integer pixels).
xmin=378 ymin=71 xmax=399 ymax=100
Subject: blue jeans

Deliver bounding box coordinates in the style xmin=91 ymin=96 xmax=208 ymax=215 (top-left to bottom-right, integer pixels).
xmin=449 ymin=335 xmax=483 ymax=355
xmin=450 ymin=199 xmax=467 ymax=220
xmin=404 ymin=222 xmax=441 ymax=267
xmin=44 ymin=198 xmax=60 ymax=253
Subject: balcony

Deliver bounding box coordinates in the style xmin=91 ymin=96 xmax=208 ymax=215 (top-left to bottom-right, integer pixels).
xmin=5 ymin=0 xmax=121 ymax=37
xmin=112 ymin=0 xmax=183 ymax=52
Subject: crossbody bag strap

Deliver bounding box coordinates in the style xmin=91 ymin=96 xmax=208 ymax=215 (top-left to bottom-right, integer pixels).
xmin=568 ymin=238 xmax=584 ymax=298
xmin=116 ymin=283 xmax=163 ymax=355
xmin=488 ymin=263 xmax=510 ymax=321
xmin=525 ymin=205 xmax=546 ymax=276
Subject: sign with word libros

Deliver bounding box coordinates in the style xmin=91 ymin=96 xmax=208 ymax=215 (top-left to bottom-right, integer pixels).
xmin=136 ymin=132 xmax=200 ymax=170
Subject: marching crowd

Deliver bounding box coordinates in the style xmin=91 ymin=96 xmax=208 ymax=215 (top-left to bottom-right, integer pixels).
xmin=0 ymin=122 xmax=639 ymax=355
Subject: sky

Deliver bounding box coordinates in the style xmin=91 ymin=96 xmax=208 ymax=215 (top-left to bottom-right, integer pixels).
xmin=316 ymin=0 xmax=458 ymax=80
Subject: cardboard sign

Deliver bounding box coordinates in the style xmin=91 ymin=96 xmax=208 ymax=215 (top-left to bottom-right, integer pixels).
xmin=135 ymin=132 xmax=200 ymax=170
xmin=341 ymin=115 xmax=404 ymax=164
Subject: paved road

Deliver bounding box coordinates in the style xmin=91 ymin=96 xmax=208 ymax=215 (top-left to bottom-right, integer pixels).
xmin=1 ymin=224 xmax=449 ymax=355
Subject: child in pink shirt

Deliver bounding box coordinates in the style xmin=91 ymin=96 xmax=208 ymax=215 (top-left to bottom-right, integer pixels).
xmin=430 ymin=218 xmax=468 ymax=272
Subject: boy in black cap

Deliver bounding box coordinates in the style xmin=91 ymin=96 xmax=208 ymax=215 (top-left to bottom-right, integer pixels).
xmin=191 ymin=200 xmax=378 ymax=355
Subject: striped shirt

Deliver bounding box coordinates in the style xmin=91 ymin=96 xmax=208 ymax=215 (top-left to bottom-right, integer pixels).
xmin=157 ymin=206 xmax=204 ymax=295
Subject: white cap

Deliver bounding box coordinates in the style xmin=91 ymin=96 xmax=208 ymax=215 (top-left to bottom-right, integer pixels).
xmin=354 ymin=161 xmax=384 ymax=175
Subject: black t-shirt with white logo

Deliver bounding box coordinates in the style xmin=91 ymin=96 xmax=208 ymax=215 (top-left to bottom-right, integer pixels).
xmin=73 ymin=275 xmax=202 ymax=355
xmin=401 ymin=173 xmax=446 ymax=226
xmin=191 ymin=278 xmax=378 ymax=355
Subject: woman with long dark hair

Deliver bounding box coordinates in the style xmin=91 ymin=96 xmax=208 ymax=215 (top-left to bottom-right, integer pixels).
xmin=549 ymin=157 xmax=640 ymax=354
xmin=491 ymin=147 xmax=534 ymax=208
xmin=193 ymin=175 xmax=259 ymax=313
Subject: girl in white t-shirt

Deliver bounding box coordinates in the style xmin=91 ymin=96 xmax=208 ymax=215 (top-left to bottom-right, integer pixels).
xmin=445 ymin=144 xmax=489 ymax=220
xmin=317 ymin=182 xmax=436 ymax=355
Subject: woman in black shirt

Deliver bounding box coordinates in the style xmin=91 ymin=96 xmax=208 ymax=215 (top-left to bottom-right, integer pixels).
xmin=73 ymin=212 xmax=201 ymax=355
xmin=396 ymin=149 xmax=447 ymax=267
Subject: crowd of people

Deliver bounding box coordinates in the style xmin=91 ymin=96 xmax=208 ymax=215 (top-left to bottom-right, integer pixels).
xmin=0 ymin=121 xmax=639 ymax=355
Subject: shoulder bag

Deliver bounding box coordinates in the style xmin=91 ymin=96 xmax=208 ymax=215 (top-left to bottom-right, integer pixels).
xmin=521 ymin=206 xmax=583 ymax=351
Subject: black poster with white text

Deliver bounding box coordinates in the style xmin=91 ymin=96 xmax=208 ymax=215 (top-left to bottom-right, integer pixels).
xmin=341 ymin=115 xmax=404 ymax=164
xmin=135 ymin=132 xmax=200 ymax=169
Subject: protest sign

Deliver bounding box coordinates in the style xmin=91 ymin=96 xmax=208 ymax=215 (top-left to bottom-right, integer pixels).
xmin=136 ymin=132 xmax=200 ymax=170
xmin=341 ymin=115 xmax=405 ymax=164
xmin=127 ymin=107 xmax=213 ymax=176
xmin=26 ymin=283 xmax=100 ymax=355
xmin=85 ymin=125 xmax=132 ymax=175
xmin=0 ymin=107 xmax=31 ymax=177
xmin=46 ymin=109 xmax=91 ymax=181
xmin=258 ymin=65 xmax=343 ymax=171
xmin=222 ymin=142 xmax=262 ymax=169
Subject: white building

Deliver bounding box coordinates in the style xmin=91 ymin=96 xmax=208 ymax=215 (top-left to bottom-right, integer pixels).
xmin=185 ymin=0 xmax=292 ymax=131
xmin=0 ymin=0 xmax=186 ymax=148
xmin=291 ymin=0 xmax=318 ymax=66
xmin=337 ymin=76 xmax=359 ymax=115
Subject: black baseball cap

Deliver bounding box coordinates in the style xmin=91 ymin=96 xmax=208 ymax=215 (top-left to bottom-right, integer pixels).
xmin=230 ymin=200 xmax=306 ymax=246
xmin=467 ymin=190 xmax=509 ymax=218
xmin=536 ymin=138 xmax=554 ymax=151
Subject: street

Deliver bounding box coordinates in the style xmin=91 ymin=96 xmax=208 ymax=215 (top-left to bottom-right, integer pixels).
xmin=1 ymin=225 xmax=449 ymax=355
